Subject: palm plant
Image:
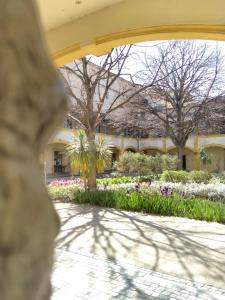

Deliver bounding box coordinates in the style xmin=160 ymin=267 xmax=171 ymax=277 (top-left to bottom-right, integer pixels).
xmin=199 ymin=147 xmax=213 ymax=170
xmin=67 ymin=130 xmax=112 ymax=191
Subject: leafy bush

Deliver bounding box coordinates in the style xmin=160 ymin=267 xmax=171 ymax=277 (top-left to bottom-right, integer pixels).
xmin=73 ymin=190 xmax=225 ymax=223
xmin=189 ymin=171 xmax=212 ymax=183
xmin=114 ymin=152 xmax=149 ymax=175
xmin=114 ymin=152 xmax=177 ymax=176
xmin=97 ymin=175 xmax=155 ymax=185
xmin=97 ymin=176 xmax=135 ymax=185
xmin=161 ymin=170 xmax=189 ymax=183
xmin=161 ymin=170 xmax=212 ymax=183
xmin=147 ymin=154 xmax=178 ymax=175
xmin=199 ymin=147 xmax=213 ymax=167
xmin=213 ymin=172 xmax=225 ymax=184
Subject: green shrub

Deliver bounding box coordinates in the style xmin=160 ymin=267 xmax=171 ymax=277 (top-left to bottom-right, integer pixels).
xmin=161 ymin=170 xmax=189 ymax=183
xmin=114 ymin=152 xmax=177 ymax=176
xmin=114 ymin=152 xmax=150 ymax=175
xmin=97 ymin=175 xmax=155 ymax=185
xmin=161 ymin=170 xmax=212 ymax=183
xmin=97 ymin=176 xmax=133 ymax=185
xmin=147 ymin=154 xmax=178 ymax=175
xmin=138 ymin=175 xmax=155 ymax=182
xmin=213 ymin=172 xmax=225 ymax=183
xmin=189 ymin=171 xmax=212 ymax=183
xmin=73 ymin=190 xmax=225 ymax=223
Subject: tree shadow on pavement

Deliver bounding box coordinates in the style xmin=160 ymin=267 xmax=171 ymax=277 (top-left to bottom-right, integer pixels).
xmin=55 ymin=203 xmax=225 ymax=298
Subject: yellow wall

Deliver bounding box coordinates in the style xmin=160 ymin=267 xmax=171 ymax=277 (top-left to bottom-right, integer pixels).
xmin=44 ymin=129 xmax=225 ymax=174
xmin=44 ymin=144 xmax=71 ymax=175
xmin=41 ymin=0 xmax=225 ymax=65
xmin=168 ymin=148 xmax=196 ymax=171
xmin=202 ymin=147 xmax=225 ymax=172
xmin=143 ymin=149 xmax=163 ymax=155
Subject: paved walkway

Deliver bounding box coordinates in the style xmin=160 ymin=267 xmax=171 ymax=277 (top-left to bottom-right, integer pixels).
xmin=53 ymin=203 xmax=225 ymax=299
xmin=52 ymin=249 xmax=225 ymax=300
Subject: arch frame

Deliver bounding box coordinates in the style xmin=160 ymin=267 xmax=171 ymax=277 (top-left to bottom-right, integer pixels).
xmin=48 ymin=139 xmax=70 ymax=145
xmin=52 ymin=24 xmax=225 ymax=66
xmin=140 ymin=146 xmax=165 ymax=153
xmin=124 ymin=147 xmax=137 ymax=153
xmin=166 ymin=146 xmax=197 ymax=153
xmin=203 ymin=143 xmax=225 ymax=149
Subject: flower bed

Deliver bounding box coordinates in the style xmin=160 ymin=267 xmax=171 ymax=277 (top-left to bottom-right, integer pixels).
xmin=47 ymin=179 xmax=82 ymax=201
xmin=47 ymin=176 xmax=225 ymax=202
xmin=151 ymin=182 xmax=225 ymax=201
xmin=73 ymin=190 xmax=225 ymax=223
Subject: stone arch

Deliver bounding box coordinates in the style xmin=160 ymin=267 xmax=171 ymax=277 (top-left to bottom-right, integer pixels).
xmin=43 ymin=141 xmax=71 ymax=175
xmin=48 ymin=139 xmax=70 ymax=145
xmin=203 ymin=143 xmax=225 ymax=150
xmin=200 ymin=144 xmax=225 ymax=172
xmin=52 ymin=24 xmax=225 ymax=65
xmin=106 ymin=145 xmax=121 ymax=170
xmin=124 ymin=147 xmax=137 ymax=153
xmin=167 ymin=147 xmax=197 ymax=171
xmin=44 ymin=0 xmax=225 ymax=66
xmin=141 ymin=147 xmax=164 ymax=156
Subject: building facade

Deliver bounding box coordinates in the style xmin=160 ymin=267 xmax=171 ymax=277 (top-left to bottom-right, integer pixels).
xmin=42 ymin=126 xmax=225 ymax=176
xmin=42 ymin=61 xmax=225 ymax=176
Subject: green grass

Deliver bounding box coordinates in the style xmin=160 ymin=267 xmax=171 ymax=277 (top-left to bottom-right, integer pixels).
xmin=73 ymin=190 xmax=225 ymax=223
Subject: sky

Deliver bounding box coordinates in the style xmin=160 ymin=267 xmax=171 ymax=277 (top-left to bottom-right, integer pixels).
xmin=90 ymin=39 xmax=225 ymax=80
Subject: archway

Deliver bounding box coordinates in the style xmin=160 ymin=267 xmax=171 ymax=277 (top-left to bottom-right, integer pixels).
xmin=110 ymin=146 xmax=121 ymax=167
xmin=168 ymin=147 xmax=197 ymax=171
xmin=37 ymin=0 xmax=225 ymax=65
xmin=124 ymin=148 xmax=136 ymax=153
xmin=202 ymin=145 xmax=225 ymax=172
xmin=3 ymin=1 xmax=225 ymax=299
xmin=44 ymin=142 xmax=71 ymax=176
xmin=142 ymin=148 xmax=163 ymax=156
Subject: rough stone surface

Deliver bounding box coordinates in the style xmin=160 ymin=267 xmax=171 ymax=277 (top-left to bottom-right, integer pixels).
xmin=0 ymin=1 xmax=66 ymax=299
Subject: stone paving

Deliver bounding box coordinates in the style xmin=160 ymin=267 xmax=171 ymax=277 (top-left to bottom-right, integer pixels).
xmin=52 ymin=248 xmax=225 ymax=300
xmin=56 ymin=203 xmax=225 ymax=289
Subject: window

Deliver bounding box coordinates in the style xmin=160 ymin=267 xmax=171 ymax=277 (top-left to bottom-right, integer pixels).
xmin=64 ymin=119 xmax=73 ymax=129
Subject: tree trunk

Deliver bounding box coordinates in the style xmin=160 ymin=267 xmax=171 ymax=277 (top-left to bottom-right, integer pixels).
xmin=87 ymin=168 xmax=97 ymax=191
xmin=86 ymin=131 xmax=97 ymax=191
xmin=177 ymin=145 xmax=184 ymax=170
xmin=0 ymin=1 xmax=67 ymax=300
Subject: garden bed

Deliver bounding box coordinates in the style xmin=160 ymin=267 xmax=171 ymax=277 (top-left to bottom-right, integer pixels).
xmin=73 ymin=190 xmax=225 ymax=223
xmin=47 ymin=175 xmax=225 ymax=223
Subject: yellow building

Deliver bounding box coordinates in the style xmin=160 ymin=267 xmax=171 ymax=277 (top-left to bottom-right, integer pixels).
xmin=43 ymin=127 xmax=225 ymax=176
xmin=37 ymin=0 xmax=225 ymax=177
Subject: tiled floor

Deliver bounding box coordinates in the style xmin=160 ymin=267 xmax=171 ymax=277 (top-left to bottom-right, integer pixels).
xmin=52 ymin=249 xmax=225 ymax=300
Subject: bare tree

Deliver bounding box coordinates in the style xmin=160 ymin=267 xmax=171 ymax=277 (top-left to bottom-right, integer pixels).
xmin=199 ymin=96 xmax=225 ymax=134
xmin=131 ymin=41 xmax=225 ymax=169
xmin=60 ymin=46 xmax=167 ymax=189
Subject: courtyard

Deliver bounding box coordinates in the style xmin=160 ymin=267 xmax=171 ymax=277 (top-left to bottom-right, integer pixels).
xmin=52 ymin=203 xmax=225 ymax=299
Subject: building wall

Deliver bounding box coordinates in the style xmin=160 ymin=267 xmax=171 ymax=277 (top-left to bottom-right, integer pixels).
xmin=43 ymin=143 xmax=71 ymax=175
xmin=168 ymin=148 xmax=196 ymax=171
xmin=202 ymin=147 xmax=225 ymax=172
xmin=44 ymin=129 xmax=225 ymax=175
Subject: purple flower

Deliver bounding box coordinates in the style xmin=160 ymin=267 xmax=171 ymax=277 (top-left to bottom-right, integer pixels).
xmin=135 ymin=183 xmax=141 ymax=192
xmin=160 ymin=185 xmax=174 ymax=196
